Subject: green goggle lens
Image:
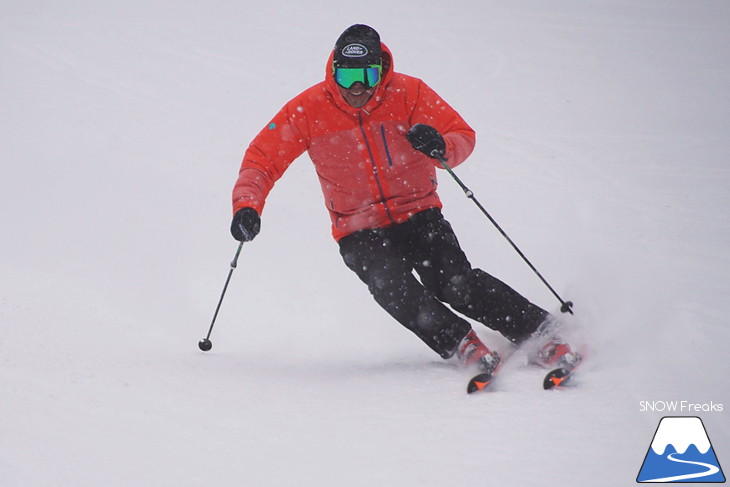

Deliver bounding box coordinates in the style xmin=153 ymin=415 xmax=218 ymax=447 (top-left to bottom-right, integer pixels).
xmin=334 ymin=65 xmax=382 ymax=89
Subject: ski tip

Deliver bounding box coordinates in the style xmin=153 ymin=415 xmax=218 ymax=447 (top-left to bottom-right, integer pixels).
xmin=467 ymin=372 xmax=494 ymax=394
xmin=543 ymin=367 xmax=572 ymax=390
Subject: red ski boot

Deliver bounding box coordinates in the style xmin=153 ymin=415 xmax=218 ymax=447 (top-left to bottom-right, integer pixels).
xmin=458 ymin=330 xmax=501 ymax=375
xmin=535 ymin=337 xmax=582 ymax=369
xmin=460 ymin=330 xmax=502 ymax=394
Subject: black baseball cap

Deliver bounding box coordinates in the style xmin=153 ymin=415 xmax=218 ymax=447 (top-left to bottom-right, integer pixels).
xmin=333 ymin=24 xmax=382 ymax=68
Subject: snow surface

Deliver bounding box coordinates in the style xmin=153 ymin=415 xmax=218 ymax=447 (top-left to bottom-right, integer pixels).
xmin=1 ymin=1 xmax=729 ymax=486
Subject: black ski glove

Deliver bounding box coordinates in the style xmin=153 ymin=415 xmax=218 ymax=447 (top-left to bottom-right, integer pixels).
xmin=406 ymin=123 xmax=446 ymax=159
xmin=230 ymin=207 xmax=261 ymax=242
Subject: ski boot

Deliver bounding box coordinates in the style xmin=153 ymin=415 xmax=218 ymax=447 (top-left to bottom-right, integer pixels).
xmin=535 ymin=337 xmax=582 ymax=369
xmin=459 ymin=330 xmax=501 ymax=394
xmin=527 ymin=319 xmax=581 ymax=369
xmin=539 ymin=337 xmax=583 ymax=389
xmin=458 ymin=329 xmax=501 ymax=374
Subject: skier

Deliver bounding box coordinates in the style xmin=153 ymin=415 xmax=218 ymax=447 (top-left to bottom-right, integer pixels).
xmin=231 ymin=24 xmax=577 ymax=377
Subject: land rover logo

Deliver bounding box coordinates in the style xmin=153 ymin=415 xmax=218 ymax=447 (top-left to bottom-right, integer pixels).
xmin=341 ymin=43 xmax=368 ymax=58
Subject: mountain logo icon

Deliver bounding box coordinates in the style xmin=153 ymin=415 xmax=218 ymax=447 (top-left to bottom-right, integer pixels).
xmin=637 ymin=416 xmax=725 ymax=483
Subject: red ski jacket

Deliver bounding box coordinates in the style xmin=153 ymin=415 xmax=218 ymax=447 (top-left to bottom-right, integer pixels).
xmin=232 ymin=43 xmax=475 ymax=241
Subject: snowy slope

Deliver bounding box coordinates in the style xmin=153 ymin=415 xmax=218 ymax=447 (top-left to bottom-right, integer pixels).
xmin=1 ymin=1 xmax=728 ymax=486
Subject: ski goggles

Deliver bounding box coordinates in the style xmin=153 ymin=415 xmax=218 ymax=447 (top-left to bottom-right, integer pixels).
xmin=334 ymin=64 xmax=382 ymax=89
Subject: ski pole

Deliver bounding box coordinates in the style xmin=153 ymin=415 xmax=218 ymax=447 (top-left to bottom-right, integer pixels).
xmin=433 ymin=151 xmax=574 ymax=315
xmin=198 ymin=241 xmax=245 ymax=351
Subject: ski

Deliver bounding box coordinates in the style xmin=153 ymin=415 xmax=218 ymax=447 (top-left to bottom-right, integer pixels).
xmin=543 ymin=367 xmax=575 ymax=389
xmin=467 ymin=351 xmax=584 ymax=393
xmin=467 ymin=371 xmax=497 ymax=394
xmin=465 ymin=347 xmax=511 ymax=394
xmin=543 ymin=352 xmax=584 ymax=390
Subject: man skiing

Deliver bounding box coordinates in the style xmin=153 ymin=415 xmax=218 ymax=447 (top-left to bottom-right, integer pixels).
xmin=231 ymin=24 xmax=577 ymax=378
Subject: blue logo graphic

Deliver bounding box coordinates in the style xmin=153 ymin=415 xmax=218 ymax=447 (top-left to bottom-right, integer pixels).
xmin=637 ymin=417 xmax=725 ymax=483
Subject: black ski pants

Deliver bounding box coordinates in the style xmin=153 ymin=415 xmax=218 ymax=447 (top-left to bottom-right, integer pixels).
xmin=338 ymin=208 xmax=549 ymax=358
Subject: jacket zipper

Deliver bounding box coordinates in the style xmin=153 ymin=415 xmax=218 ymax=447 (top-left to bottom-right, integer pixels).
xmin=358 ymin=112 xmax=395 ymax=225
xmin=380 ymin=124 xmax=394 ymax=167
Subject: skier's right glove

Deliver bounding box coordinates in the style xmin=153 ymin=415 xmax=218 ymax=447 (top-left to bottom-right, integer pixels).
xmin=230 ymin=207 xmax=261 ymax=242
xmin=406 ymin=123 xmax=446 ymax=159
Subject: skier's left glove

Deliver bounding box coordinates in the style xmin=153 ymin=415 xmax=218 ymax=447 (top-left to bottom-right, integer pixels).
xmin=231 ymin=207 xmax=261 ymax=242
xmin=406 ymin=123 xmax=446 ymax=159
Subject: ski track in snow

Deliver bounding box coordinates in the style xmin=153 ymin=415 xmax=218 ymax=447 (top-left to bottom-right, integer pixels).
xmin=1 ymin=1 xmax=729 ymax=486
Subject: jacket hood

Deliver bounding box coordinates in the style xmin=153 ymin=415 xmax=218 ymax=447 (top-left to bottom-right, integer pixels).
xmin=325 ymin=42 xmax=394 ymax=113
